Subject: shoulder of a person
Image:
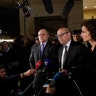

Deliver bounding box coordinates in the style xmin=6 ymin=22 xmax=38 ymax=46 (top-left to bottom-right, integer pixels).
xmin=71 ymin=41 xmax=84 ymax=46
xmin=70 ymin=41 xmax=87 ymax=50
xmin=31 ymin=43 xmax=40 ymax=48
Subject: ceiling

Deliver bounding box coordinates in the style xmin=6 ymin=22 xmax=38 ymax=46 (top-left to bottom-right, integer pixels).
xmin=83 ymin=0 xmax=96 ymax=10
xmin=0 ymin=0 xmax=96 ymax=10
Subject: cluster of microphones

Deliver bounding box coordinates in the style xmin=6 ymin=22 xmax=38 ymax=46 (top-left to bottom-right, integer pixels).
xmin=35 ymin=58 xmax=51 ymax=70
xmin=35 ymin=58 xmax=65 ymax=88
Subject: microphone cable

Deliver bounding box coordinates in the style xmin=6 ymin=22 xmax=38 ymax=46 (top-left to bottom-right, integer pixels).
xmin=67 ymin=72 xmax=84 ymax=96
xmin=36 ymin=78 xmax=53 ymax=96
xmin=19 ymin=80 xmax=33 ymax=96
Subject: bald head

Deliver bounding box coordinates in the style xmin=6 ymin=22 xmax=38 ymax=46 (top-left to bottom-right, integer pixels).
xmin=38 ymin=29 xmax=49 ymax=43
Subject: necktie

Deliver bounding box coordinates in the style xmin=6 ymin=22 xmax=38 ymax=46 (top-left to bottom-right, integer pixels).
xmin=61 ymin=45 xmax=67 ymax=70
xmin=41 ymin=43 xmax=44 ymax=56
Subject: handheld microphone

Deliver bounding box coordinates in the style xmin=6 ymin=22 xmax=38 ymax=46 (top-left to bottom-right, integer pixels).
xmin=42 ymin=0 xmax=54 ymax=14
xmin=35 ymin=60 xmax=43 ymax=70
xmin=44 ymin=58 xmax=52 ymax=77
xmin=44 ymin=58 xmax=51 ymax=68
xmin=53 ymin=72 xmax=63 ymax=82
xmin=49 ymin=72 xmax=63 ymax=88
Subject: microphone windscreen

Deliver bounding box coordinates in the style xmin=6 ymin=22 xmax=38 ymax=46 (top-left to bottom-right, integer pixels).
xmin=53 ymin=72 xmax=63 ymax=82
xmin=44 ymin=58 xmax=51 ymax=68
xmin=36 ymin=60 xmax=43 ymax=70
xmin=49 ymin=72 xmax=63 ymax=88
xmin=42 ymin=0 xmax=54 ymax=14
xmin=23 ymin=7 xmax=30 ymax=17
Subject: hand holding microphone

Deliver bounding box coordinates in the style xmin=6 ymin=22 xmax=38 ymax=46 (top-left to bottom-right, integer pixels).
xmin=45 ymin=72 xmax=63 ymax=95
xmin=53 ymin=72 xmax=63 ymax=82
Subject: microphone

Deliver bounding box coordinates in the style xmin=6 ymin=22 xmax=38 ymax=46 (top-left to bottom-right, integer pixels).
xmin=44 ymin=58 xmax=52 ymax=78
xmin=22 ymin=7 xmax=31 ymax=17
xmin=27 ymin=6 xmax=33 ymax=14
xmin=42 ymin=0 xmax=54 ymax=14
xmin=49 ymin=72 xmax=63 ymax=88
xmin=16 ymin=0 xmax=33 ymax=17
xmin=35 ymin=60 xmax=43 ymax=70
xmin=53 ymin=72 xmax=63 ymax=82
xmin=44 ymin=58 xmax=51 ymax=69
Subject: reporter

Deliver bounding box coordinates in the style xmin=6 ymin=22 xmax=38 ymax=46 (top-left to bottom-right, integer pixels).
xmin=0 ymin=64 xmax=36 ymax=96
xmin=20 ymin=68 xmax=36 ymax=78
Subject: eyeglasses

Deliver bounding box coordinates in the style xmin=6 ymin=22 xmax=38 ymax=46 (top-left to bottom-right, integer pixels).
xmin=38 ymin=34 xmax=46 ymax=36
xmin=56 ymin=32 xmax=69 ymax=38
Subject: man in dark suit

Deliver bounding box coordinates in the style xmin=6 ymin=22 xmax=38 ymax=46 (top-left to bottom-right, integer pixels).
xmin=29 ymin=28 xmax=59 ymax=95
xmin=46 ymin=27 xmax=89 ymax=96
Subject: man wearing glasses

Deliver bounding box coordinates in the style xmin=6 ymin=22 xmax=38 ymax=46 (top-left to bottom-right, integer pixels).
xmin=46 ymin=27 xmax=89 ymax=96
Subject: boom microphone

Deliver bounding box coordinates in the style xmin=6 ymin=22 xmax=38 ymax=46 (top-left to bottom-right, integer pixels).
xmin=16 ymin=0 xmax=33 ymax=17
xmin=62 ymin=0 xmax=74 ymax=18
xmin=42 ymin=0 xmax=54 ymax=14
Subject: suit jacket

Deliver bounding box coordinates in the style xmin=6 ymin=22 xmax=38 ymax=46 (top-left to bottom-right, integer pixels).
xmin=81 ymin=45 xmax=96 ymax=96
xmin=58 ymin=41 xmax=88 ymax=75
xmin=55 ymin=40 xmax=89 ymax=96
xmin=29 ymin=41 xmax=59 ymax=94
xmin=29 ymin=40 xmax=59 ymax=76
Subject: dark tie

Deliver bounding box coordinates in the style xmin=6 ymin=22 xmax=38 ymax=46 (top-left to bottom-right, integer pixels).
xmin=41 ymin=43 xmax=44 ymax=56
xmin=61 ymin=45 xmax=67 ymax=69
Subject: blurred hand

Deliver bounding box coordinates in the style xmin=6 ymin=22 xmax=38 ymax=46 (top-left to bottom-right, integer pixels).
xmin=61 ymin=69 xmax=68 ymax=75
xmin=46 ymin=85 xmax=56 ymax=95
xmin=24 ymin=69 xmax=36 ymax=76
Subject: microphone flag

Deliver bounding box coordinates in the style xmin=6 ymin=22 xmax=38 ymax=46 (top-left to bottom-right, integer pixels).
xmin=44 ymin=58 xmax=51 ymax=68
xmin=35 ymin=60 xmax=43 ymax=70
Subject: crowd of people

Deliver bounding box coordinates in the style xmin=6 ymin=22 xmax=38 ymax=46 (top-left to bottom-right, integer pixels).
xmin=0 ymin=19 xmax=96 ymax=96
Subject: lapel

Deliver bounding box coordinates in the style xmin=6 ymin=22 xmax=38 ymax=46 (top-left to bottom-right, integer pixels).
xmin=37 ymin=43 xmax=41 ymax=59
xmin=67 ymin=41 xmax=75 ymax=57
